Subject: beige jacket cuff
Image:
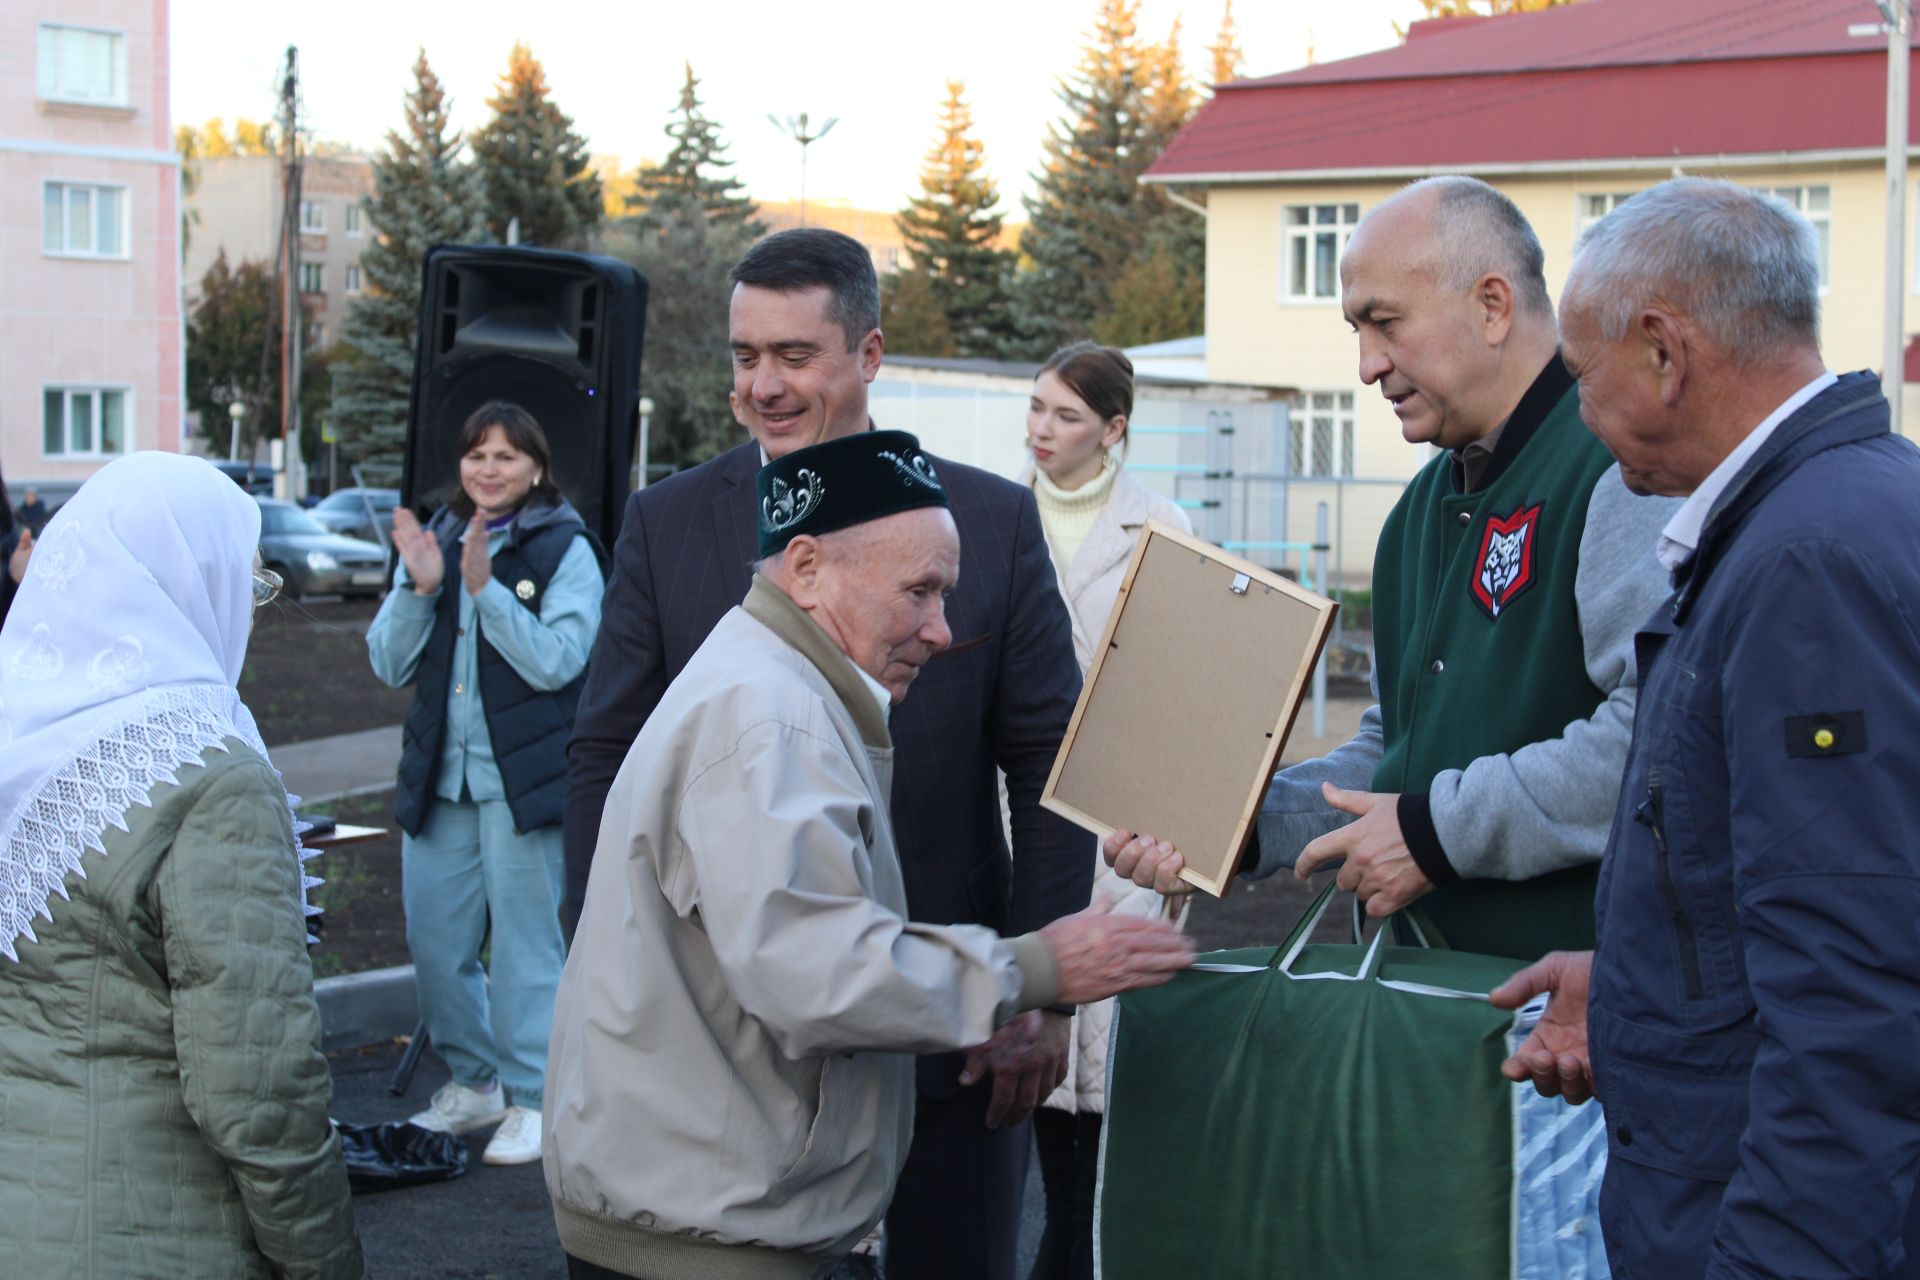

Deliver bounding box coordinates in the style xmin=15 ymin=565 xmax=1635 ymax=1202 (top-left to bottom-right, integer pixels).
xmin=1006 ymin=932 xmax=1062 ymax=1012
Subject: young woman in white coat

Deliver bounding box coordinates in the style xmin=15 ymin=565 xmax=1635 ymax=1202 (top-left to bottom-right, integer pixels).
xmin=1022 ymin=342 xmax=1190 ymax=1280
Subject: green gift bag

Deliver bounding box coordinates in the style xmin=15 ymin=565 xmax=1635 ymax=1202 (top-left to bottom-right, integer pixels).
xmin=1095 ymin=881 xmax=1611 ymax=1280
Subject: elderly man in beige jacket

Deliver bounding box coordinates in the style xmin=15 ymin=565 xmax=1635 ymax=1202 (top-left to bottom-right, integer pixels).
xmin=545 ymin=430 xmax=1193 ymax=1280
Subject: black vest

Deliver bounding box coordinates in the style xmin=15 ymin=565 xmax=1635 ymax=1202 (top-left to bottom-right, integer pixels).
xmin=394 ymin=511 xmax=592 ymax=837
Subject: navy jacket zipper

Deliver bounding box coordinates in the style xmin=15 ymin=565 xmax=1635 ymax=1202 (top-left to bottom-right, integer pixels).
xmin=1637 ymin=769 xmax=1704 ymax=1000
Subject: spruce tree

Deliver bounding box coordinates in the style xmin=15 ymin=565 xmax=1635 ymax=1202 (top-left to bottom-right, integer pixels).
xmin=632 ymin=63 xmax=759 ymax=235
xmin=1209 ymin=0 xmax=1247 ymax=87
xmin=895 ymin=81 xmax=1015 ymax=358
xmin=598 ymin=65 xmax=763 ymax=473
xmin=330 ymin=50 xmax=488 ymax=472
xmin=1136 ymin=14 xmax=1206 ymax=340
xmin=1015 ymin=0 xmax=1153 ymax=357
xmin=879 ymin=269 xmax=958 ymax=358
xmin=471 ymin=43 xmax=602 ymax=248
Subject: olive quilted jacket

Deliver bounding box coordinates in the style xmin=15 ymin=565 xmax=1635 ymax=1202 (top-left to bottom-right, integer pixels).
xmin=0 ymin=740 xmax=361 ymax=1278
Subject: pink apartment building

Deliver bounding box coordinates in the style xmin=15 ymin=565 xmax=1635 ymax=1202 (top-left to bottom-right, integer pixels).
xmin=2 ymin=0 xmax=181 ymax=502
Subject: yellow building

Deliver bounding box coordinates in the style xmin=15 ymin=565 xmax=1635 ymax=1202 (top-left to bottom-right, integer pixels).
xmin=1146 ymin=0 xmax=1915 ymax=583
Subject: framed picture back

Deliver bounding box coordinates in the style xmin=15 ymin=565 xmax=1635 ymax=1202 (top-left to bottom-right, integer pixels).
xmin=1040 ymin=521 xmax=1338 ymax=897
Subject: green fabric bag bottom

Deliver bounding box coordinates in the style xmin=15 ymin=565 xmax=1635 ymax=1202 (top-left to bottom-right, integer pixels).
xmin=1095 ymin=886 xmax=1543 ymax=1280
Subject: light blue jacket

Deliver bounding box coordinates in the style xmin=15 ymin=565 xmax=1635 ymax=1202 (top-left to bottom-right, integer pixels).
xmin=366 ymin=508 xmax=602 ymax=805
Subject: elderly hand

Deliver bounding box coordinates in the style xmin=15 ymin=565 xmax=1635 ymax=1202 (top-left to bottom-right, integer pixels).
xmin=1293 ymin=784 xmax=1434 ymax=918
xmin=8 ymin=527 xmax=32 ymax=584
xmin=1491 ymin=951 xmax=1596 ymax=1104
xmin=390 ymin=508 xmax=443 ymax=596
xmin=1103 ymin=829 xmax=1197 ymax=897
xmin=1039 ymin=908 xmax=1194 ymax=1007
xmin=460 ymin=514 xmax=492 ymax=596
xmin=958 ymin=1009 xmax=1071 ymax=1129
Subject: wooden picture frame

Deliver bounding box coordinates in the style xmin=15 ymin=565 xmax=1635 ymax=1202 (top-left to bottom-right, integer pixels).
xmin=1040 ymin=521 xmax=1338 ymax=898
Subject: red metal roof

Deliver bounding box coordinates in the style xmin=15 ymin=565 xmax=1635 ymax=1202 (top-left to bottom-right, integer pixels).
xmin=1151 ymin=0 xmax=1908 ymax=180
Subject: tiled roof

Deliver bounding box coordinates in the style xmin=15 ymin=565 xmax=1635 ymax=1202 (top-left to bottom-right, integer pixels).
xmin=1149 ymin=0 xmax=1905 ymax=180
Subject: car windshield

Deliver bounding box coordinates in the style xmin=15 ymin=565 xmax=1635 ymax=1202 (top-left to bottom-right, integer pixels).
xmin=260 ymin=503 xmax=328 ymax=536
xmin=317 ymin=489 xmax=398 ymax=513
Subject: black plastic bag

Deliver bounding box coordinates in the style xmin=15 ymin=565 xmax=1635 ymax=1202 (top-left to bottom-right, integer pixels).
xmin=337 ymin=1120 xmax=470 ymax=1191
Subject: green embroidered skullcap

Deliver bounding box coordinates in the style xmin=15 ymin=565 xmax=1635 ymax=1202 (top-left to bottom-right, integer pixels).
xmin=756 ymin=430 xmax=950 ymax=559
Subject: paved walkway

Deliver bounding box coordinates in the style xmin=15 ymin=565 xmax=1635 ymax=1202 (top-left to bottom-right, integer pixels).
xmin=272 ymin=725 xmax=402 ymax=805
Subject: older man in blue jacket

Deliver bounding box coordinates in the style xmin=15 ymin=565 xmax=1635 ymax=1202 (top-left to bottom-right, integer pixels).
xmin=1496 ymin=177 xmax=1920 ymax=1277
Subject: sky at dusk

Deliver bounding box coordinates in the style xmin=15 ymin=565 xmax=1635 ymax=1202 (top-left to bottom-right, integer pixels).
xmin=169 ymin=0 xmax=1430 ymax=214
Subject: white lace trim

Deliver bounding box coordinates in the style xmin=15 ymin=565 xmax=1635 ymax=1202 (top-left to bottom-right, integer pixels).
xmin=0 ymin=684 xmax=322 ymax=963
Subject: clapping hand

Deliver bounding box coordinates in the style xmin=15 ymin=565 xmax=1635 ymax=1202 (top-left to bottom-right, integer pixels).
xmin=389 ymin=508 xmax=443 ymax=596
xmin=459 ymin=514 xmax=491 ymax=596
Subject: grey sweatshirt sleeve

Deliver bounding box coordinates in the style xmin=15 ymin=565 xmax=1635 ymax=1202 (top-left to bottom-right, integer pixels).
xmin=1423 ymin=467 xmax=1678 ymax=882
xmin=1243 ymin=673 xmax=1384 ymax=881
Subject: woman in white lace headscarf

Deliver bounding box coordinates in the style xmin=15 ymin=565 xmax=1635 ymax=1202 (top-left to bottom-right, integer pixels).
xmin=0 ymin=452 xmax=362 ymax=1279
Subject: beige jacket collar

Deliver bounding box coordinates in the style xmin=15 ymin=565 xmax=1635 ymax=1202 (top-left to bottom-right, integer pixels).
xmin=743 ymin=575 xmax=892 ymax=750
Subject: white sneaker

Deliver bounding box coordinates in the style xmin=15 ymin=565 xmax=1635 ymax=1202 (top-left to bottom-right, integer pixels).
xmin=408 ymin=1080 xmax=506 ymax=1134
xmin=482 ymin=1106 xmax=542 ymax=1165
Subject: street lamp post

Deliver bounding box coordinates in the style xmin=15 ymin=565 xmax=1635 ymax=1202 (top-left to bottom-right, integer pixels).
xmin=228 ymin=400 xmax=247 ymax=464
xmin=636 ymin=395 xmax=656 ymax=491
xmin=767 ymin=111 xmax=838 ymax=226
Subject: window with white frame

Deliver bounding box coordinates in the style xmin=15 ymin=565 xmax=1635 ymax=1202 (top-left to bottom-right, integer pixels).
xmin=43 ymin=387 xmax=129 ymax=458
xmin=344 ymin=264 xmax=363 ymax=294
xmin=37 ymin=24 xmax=127 ymax=106
xmin=345 ymin=204 xmax=364 ymax=236
xmin=1575 ymin=192 xmax=1636 ymax=239
xmin=1282 ymin=204 xmax=1360 ymax=302
xmin=1290 ymin=391 xmax=1356 ymax=478
xmin=299 ymin=262 xmax=324 ymax=293
xmin=1753 ymin=185 xmax=1831 ymax=290
xmin=299 ymin=201 xmax=326 ymax=233
xmin=307 ymin=319 xmax=325 ymax=350
xmin=43 ymin=182 xmax=127 ymax=258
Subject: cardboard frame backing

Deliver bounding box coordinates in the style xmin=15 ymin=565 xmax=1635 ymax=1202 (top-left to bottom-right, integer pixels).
xmin=1040 ymin=520 xmax=1338 ymax=898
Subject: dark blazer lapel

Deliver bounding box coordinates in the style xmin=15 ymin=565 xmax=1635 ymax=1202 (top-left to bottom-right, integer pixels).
xmin=711 ymin=441 xmax=762 ymax=590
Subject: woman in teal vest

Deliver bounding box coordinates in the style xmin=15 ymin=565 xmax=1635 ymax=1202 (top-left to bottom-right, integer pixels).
xmin=1020 ymin=343 xmax=1190 ymax=1280
xmin=368 ymin=401 xmax=603 ymax=1166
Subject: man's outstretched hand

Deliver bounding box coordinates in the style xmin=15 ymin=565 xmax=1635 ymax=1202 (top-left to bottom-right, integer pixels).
xmin=1040 ymin=909 xmax=1195 ymax=1007
xmin=1490 ymin=950 xmax=1596 ymax=1104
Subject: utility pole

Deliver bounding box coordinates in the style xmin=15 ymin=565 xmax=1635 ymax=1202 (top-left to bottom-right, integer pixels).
xmin=768 ymin=112 xmax=838 ymax=226
xmin=1884 ymin=2 xmax=1911 ymax=435
xmin=276 ymin=45 xmax=305 ymax=500
xmin=1857 ymin=4 xmax=1912 ymax=433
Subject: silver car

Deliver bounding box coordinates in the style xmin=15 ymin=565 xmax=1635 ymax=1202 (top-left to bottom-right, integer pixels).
xmin=256 ymin=499 xmax=389 ymax=599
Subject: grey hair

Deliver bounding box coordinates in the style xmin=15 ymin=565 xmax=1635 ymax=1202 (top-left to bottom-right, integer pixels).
xmin=1399 ymin=175 xmax=1553 ymax=318
xmin=1565 ymin=177 xmax=1820 ymax=363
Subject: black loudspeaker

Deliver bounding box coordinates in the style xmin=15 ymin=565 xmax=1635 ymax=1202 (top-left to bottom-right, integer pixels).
xmin=403 ymin=244 xmax=648 ymax=548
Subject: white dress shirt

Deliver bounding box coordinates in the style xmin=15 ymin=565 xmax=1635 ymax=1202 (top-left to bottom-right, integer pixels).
xmin=1656 ymin=371 xmax=1838 ymax=572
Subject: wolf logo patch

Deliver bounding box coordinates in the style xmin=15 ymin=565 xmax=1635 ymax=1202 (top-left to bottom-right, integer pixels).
xmin=1470 ymin=502 xmax=1542 ymax=619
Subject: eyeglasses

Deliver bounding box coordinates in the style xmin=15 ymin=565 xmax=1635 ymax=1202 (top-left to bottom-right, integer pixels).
xmin=252 ymin=567 xmax=284 ymax=608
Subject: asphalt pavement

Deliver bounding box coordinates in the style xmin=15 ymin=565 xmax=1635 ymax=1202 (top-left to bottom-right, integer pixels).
xmin=331 ymin=1037 xmax=1046 ymax=1279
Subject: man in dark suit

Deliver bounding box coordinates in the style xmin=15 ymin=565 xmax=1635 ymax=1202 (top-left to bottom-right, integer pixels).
xmin=565 ymin=228 xmax=1092 ymax=1279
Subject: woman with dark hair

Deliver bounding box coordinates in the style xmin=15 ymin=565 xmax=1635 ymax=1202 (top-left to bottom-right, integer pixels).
xmin=0 ymin=464 xmax=33 ymax=625
xmin=366 ymin=400 xmax=603 ymax=1166
xmin=1021 ymin=342 xmax=1191 ymax=1280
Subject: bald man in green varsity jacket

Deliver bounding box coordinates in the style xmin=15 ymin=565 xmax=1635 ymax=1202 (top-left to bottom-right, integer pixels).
xmin=1108 ymin=176 xmax=1677 ymax=962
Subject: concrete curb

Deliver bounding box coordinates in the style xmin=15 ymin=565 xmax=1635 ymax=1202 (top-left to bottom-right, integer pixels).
xmin=301 ymin=780 xmax=397 ymax=808
xmin=316 ymin=964 xmax=418 ymax=1052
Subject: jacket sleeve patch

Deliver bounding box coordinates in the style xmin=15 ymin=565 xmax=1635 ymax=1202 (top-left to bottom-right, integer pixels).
xmin=1785 ymin=711 xmax=1867 ymax=759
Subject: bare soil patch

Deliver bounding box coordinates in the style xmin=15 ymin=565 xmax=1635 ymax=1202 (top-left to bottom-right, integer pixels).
xmin=242 ymin=597 xmax=412 ymax=746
